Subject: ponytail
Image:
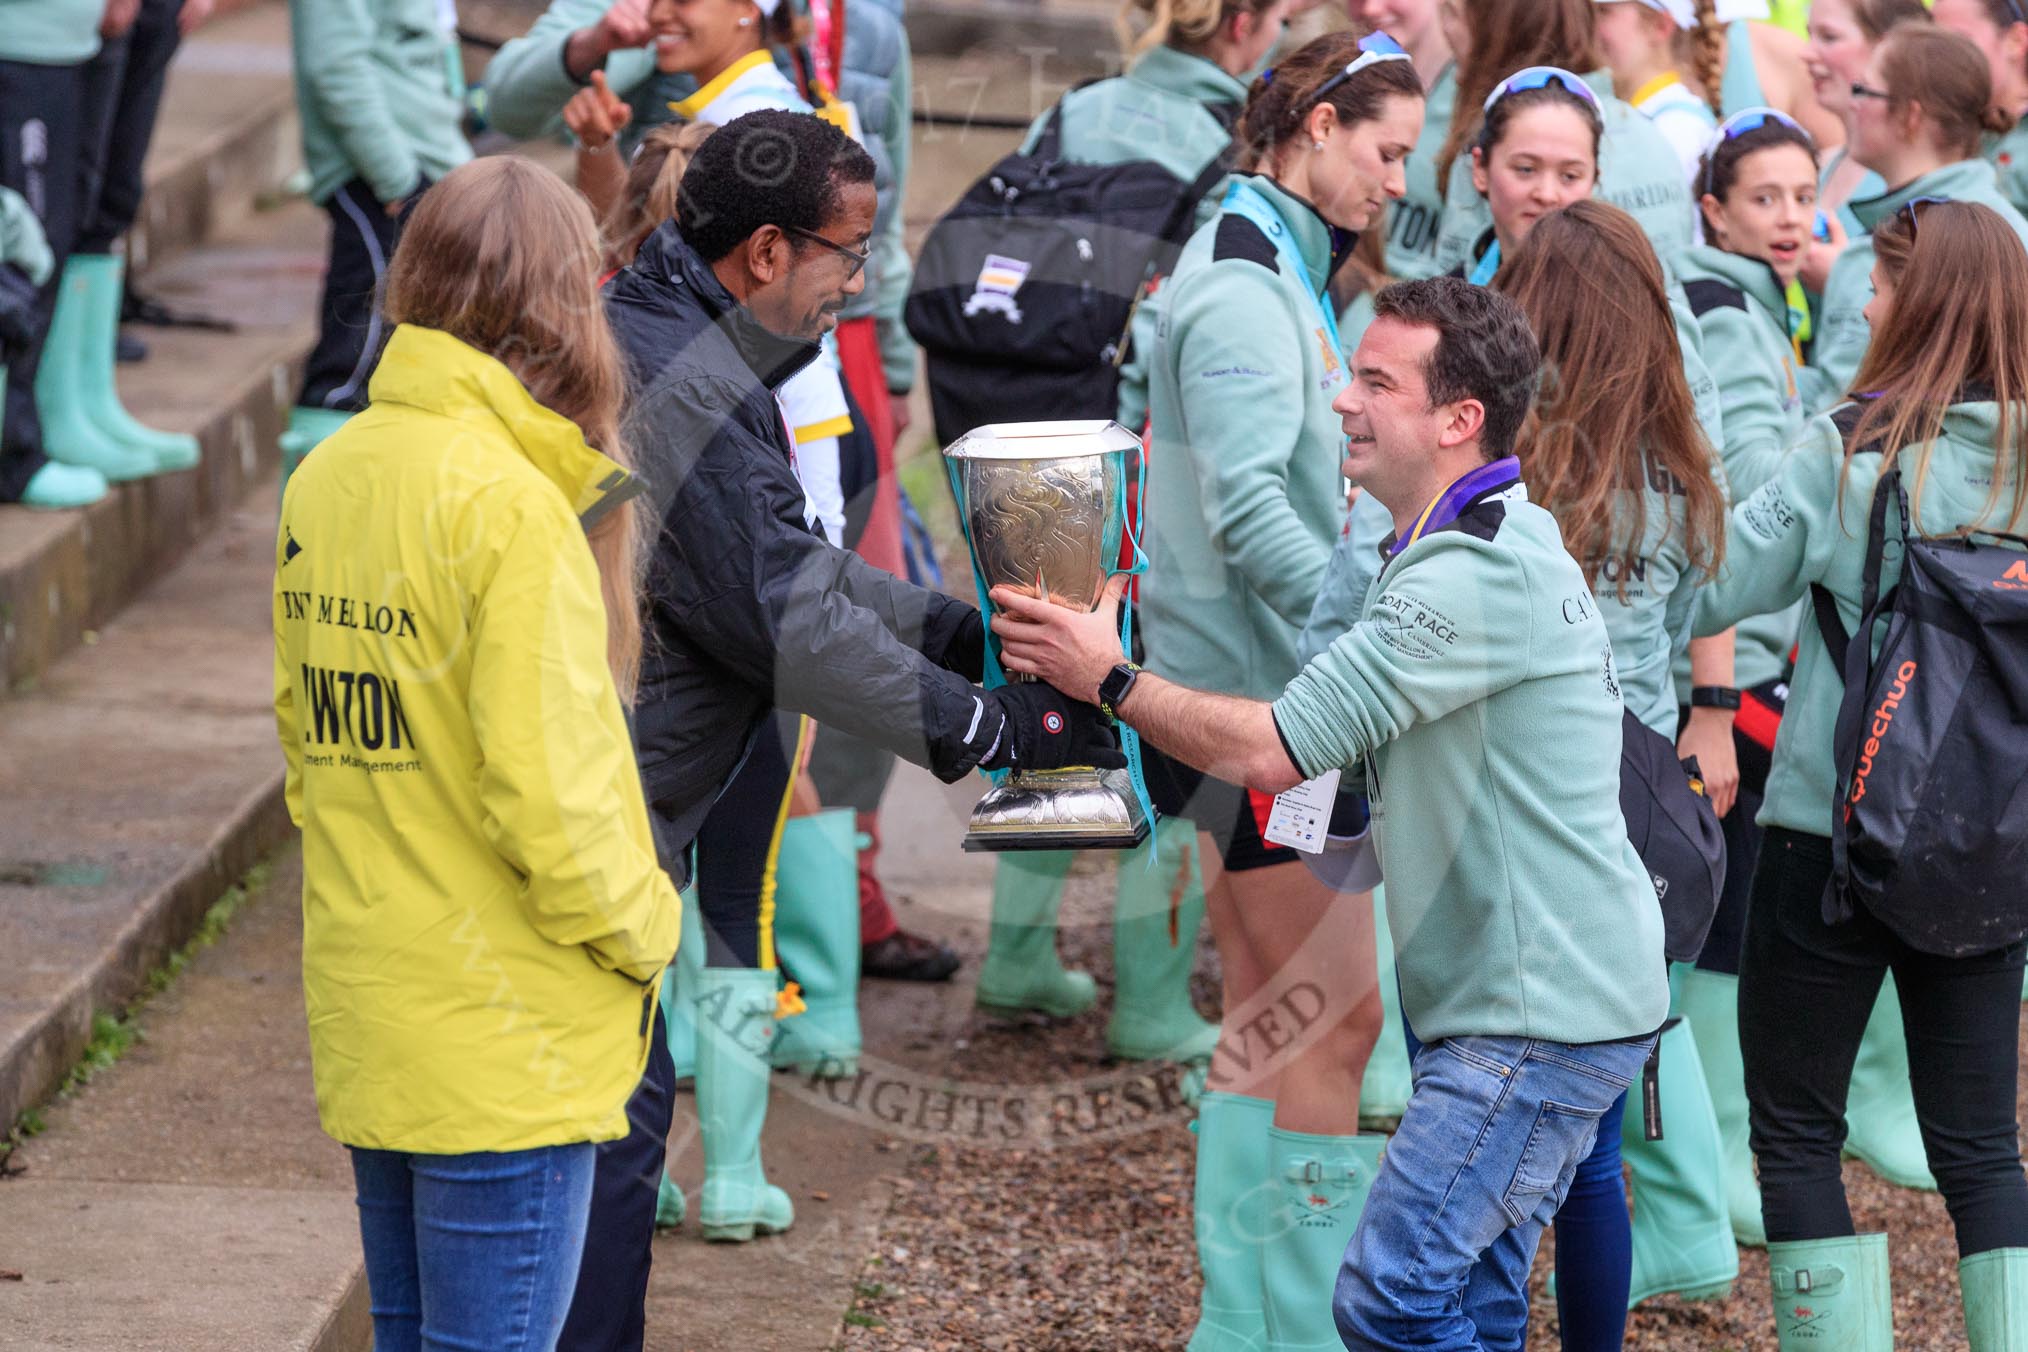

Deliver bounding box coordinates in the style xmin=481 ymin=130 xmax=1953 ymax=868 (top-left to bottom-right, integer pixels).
xmin=1115 ymin=0 xmax=1263 ymax=63
xmin=1238 ymin=31 xmax=1426 ymax=173
xmin=1689 ymin=0 xmax=1726 ymax=116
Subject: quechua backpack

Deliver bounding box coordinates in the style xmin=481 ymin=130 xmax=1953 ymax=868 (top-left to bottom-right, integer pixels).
xmin=1812 ymin=458 xmax=2028 ymax=957
xmin=903 ymin=86 xmax=1235 ymax=444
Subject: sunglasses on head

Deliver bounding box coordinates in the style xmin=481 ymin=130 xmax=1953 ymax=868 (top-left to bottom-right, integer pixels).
xmin=1483 ymin=66 xmax=1602 ymax=114
xmin=1699 ymin=106 xmax=1813 ymax=194
xmin=1299 ymin=31 xmax=1414 ymax=111
xmin=1897 ymin=195 xmax=1951 ymax=239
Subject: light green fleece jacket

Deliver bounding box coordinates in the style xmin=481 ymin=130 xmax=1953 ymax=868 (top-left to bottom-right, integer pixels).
xmin=288 ymin=0 xmax=471 ymax=207
xmin=1694 ymin=401 xmax=2028 ymax=837
xmin=1386 ymin=61 xmax=1457 ymax=282
xmin=0 ymin=0 xmax=99 ymax=65
xmin=1988 ymin=119 xmax=2028 ymax=220
xmin=1273 ymin=487 xmax=1670 ymax=1044
xmin=1435 ymin=70 xmax=1694 ymax=274
xmin=1678 ymin=243 xmax=1816 ymax=690
xmin=1808 ymin=159 xmax=2028 ymax=414
xmin=1142 ymin=174 xmax=1350 ymax=700
xmin=1017 ymin=44 xmax=1246 ymax=431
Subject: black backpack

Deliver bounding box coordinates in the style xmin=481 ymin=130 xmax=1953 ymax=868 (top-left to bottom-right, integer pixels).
xmin=1811 ymin=463 xmax=2028 ymax=957
xmin=903 ymin=85 xmax=1236 ymax=445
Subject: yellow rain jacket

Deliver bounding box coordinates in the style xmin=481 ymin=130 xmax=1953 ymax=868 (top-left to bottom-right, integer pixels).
xmin=273 ymin=324 xmax=680 ymax=1155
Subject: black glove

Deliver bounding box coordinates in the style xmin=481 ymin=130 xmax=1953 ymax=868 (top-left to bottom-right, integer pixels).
xmin=941 ymin=608 xmax=987 ymax=682
xmin=982 ymin=681 xmax=1126 ymax=773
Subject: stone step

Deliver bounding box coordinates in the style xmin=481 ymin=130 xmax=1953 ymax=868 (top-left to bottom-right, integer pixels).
xmin=0 ymin=198 xmax=320 ymax=694
xmin=128 ymin=0 xmax=302 ymax=280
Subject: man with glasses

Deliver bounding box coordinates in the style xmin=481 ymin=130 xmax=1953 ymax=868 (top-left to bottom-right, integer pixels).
xmin=574 ymin=109 xmax=1122 ymax=1352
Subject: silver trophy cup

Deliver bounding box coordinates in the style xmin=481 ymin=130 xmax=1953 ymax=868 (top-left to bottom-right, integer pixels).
xmin=944 ymin=420 xmax=1153 ymax=852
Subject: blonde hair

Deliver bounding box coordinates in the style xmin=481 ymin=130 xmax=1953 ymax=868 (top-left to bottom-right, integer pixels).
xmin=384 ymin=157 xmax=646 ymax=700
xmin=601 ymin=122 xmax=716 ymax=274
xmin=1115 ymin=0 xmax=1276 ymax=63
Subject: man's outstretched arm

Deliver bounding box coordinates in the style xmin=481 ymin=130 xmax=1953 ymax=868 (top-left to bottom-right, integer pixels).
xmin=990 ymin=580 xmax=1304 ymax=794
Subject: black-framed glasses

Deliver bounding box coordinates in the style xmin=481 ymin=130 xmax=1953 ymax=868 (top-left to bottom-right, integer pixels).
xmin=1850 ymin=81 xmax=1893 ymax=102
xmin=1898 ymin=195 xmax=1951 ymax=238
xmin=1484 ymin=65 xmax=1603 ymax=113
xmin=783 ymin=224 xmax=871 ymax=279
xmin=1306 ymin=31 xmax=1413 ymax=109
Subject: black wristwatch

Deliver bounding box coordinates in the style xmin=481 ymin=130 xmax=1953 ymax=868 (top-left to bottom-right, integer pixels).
xmin=1098 ymin=662 xmax=1143 ymax=721
xmin=1690 ymin=685 xmax=1742 ymax=711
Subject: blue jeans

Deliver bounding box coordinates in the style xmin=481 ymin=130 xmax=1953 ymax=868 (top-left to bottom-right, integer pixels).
xmin=1333 ymin=1033 xmax=1657 ymax=1351
xmin=351 ymin=1142 xmax=597 ymax=1352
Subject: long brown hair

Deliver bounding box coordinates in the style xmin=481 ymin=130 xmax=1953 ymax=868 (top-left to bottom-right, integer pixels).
xmin=1847 ymin=199 xmax=2028 ymax=533
xmin=1438 ymin=0 xmax=1604 ymax=186
xmin=1493 ymin=200 xmax=1725 ymax=594
xmin=1876 ymin=24 xmax=2014 ymax=159
xmin=385 ymin=157 xmax=646 ymax=699
xmin=1115 ymin=0 xmax=1280 ymax=64
xmin=1238 ymin=30 xmax=1426 ymax=174
xmin=1687 ymin=0 xmax=1726 ymax=115
xmin=601 ymin=121 xmax=716 ymax=274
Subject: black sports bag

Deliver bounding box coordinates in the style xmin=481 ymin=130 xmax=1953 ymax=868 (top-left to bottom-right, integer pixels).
xmin=1812 ymin=466 xmax=2028 ymax=956
xmin=903 ymin=85 xmax=1234 ymax=444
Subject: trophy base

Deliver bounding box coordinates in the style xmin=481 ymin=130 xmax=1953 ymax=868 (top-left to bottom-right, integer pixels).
xmin=960 ymin=766 xmax=1153 ymax=853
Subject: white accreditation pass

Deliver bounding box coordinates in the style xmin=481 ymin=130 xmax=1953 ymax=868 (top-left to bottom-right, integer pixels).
xmin=1263 ymin=769 xmax=1342 ymax=855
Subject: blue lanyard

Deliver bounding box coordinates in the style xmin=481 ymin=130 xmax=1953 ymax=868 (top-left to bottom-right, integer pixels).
xmin=1467 ymin=236 xmax=1502 ymax=287
xmin=1219 ymin=181 xmax=1346 ymax=384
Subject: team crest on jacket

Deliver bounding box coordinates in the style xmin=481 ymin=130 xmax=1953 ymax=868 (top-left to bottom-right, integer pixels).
xmin=963 ymin=253 xmax=1032 ymax=323
xmin=1314 ymin=327 xmax=1341 ymax=379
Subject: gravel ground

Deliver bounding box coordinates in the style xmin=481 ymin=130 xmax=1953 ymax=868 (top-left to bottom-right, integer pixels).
xmin=840 ymin=859 xmax=2019 ymax=1351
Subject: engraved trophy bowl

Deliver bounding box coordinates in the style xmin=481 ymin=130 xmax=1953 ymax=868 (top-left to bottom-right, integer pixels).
xmin=944 ymin=419 xmax=1153 ymax=852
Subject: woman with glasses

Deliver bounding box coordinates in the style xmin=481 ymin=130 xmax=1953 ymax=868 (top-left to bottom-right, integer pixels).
xmin=968 ymin=0 xmax=1295 ymax=1095
xmin=1932 ymin=0 xmax=2028 ymax=215
xmin=1430 ymin=0 xmax=1695 ymax=273
xmin=1141 ymin=30 xmax=1423 ymax=1351
xmin=1799 ymin=0 xmax=1929 ymax=285
xmin=1693 ymin=197 xmax=2028 ymax=1352
xmin=1809 ymin=24 xmax=2028 ymax=410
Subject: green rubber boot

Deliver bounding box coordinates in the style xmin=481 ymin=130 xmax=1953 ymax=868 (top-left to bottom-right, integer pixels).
xmin=279 ymin=406 xmax=352 ymax=496
xmin=1674 ymin=965 xmax=1765 ymax=1247
xmin=976 ymin=851 xmax=1097 ymax=1019
xmin=1768 ymin=1233 xmax=1893 ymax=1350
xmin=1623 ymin=1017 xmax=1739 ymax=1307
xmin=1187 ymin=1092 xmax=1273 ymax=1352
xmin=1262 ymin=1129 xmax=1387 ymax=1352
xmin=694 ymin=967 xmax=794 ymax=1242
xmin=62 ymin=254 xmax=199 ymax=471
xmin=655 ymin=1173 xmax=686 ymax=1229
xmin=769 ymin=810 xmax=862 ymax=1079
xmin=1961 ymin=1247 xmax=2028 ymax=1351
xmin=34 ymin=262 xmax=157 ymax=482
xmin=1843 ymin=977 xmax=1937 ymax=1191
xmin=10 ymin=368 xmax=111 ymax=509
xmin=1359 ymin=886 xmax=1411 ymax=1128
xmin=1107 ymin=816 xmax=1217 ymax=1063
xmin=666 ymin=887 xmax=704 ymax=1082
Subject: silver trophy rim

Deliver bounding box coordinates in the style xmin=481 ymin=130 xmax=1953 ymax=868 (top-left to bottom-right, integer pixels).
xmin=943 ymin=419 xmax=1144 ymax=461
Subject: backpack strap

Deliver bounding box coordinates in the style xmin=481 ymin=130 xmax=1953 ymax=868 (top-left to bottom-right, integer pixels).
xmin=1031 ymin=76 xmax=1114 ymax=161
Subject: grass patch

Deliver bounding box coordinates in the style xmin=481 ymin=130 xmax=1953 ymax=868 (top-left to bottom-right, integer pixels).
xmin=0 ymin=857 xmax=274 ymax=1169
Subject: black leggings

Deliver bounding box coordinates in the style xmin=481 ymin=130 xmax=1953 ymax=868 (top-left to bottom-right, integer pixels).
xmin=1739 ymin=826 xmax=2028 ymax=1256
xmin=693 ymin=711 xmax=807 ymax=969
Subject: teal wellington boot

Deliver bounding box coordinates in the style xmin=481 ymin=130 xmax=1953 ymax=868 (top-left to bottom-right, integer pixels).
xmin=1261 ymin=1129 xmax=1387 ymax=1352
xmin=1674 ymin=965 xmax=1765 ymax=1246
xmin=769 ymin=810 xmax=862 ymax=1079
xmin=655 ymin=1174 xmax=686 ymax=1229
xmin=1623 ymin=1017 xmax=1739 ymax=1307
xmin=1107 ymin=817 xmax=1218 ymax=1063
xmin=34 ymin=263 xmax=157 ymax=482
xmin=1187 ymin=1092 xmax=1274 ymax=1352
xmin=279 ymin=406 xmax=353 ymax=495
xmin=1843 ymin=978 xmax=1937 ymax=1191
xmin=1358 ymin=886 xmax=1411 ymax=1128
xmin=975 ymin=851 xmax=1097 ymax=1019
xmin=1961 ymin=1247 xmax=2028 ymax=1350
xmin=694 ymin=967 xmax=795 ymax=1242
xmin=64 ymin=255 xmax=198 ymax=471
xmin=1768 ymin=1233 xmax=1893 ymax=1350
xmin=666 ymin=888 xmax=704 ymax=1082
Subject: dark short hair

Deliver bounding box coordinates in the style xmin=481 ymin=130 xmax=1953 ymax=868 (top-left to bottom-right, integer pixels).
xmin=1372 ymin=277 xmax=1541 ymax=460
xmin=676 ymin=108 xmax=877 ymax=263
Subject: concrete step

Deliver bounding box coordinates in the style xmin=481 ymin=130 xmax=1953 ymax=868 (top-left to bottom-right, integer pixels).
xmin=128 ymin=0 xmax=302 ymax=279
xmin=0 ymin=198 xmax=321 ymax=694
xmin=0 ymin=847 xmax=369 ymax=1352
